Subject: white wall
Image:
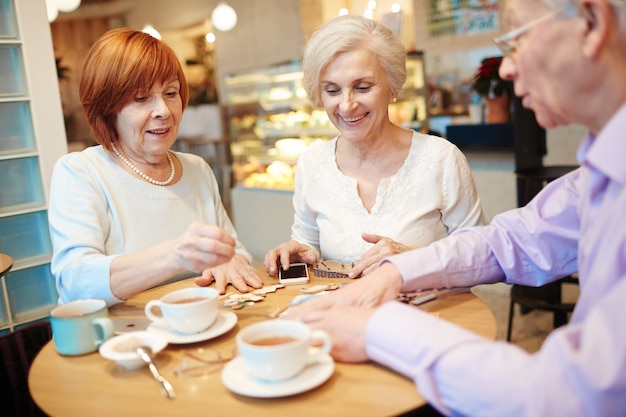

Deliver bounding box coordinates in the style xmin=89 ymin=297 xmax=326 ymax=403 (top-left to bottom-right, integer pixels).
xmin=124 ymin=0 xmax=216 ymax=32
xmin=545 ymin=125 xmax=586 ymax=166
xmin=465 ymin=153 xmax=516 ymax=221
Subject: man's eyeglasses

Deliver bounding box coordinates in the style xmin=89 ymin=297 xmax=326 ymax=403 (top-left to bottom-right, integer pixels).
xmin=494 ymin=4 xmax=575 ymax=56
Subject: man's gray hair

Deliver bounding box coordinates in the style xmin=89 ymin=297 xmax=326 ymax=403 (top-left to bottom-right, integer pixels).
xmin=544 ymin=0 xmax=625 ymax=33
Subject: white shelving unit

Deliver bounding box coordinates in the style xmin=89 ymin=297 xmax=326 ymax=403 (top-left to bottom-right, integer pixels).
xmin=0 ymin=0 xmax=68 ymax=333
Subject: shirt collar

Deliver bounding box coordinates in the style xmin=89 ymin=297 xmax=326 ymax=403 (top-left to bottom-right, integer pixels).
xmin=579 ymin=101 xmax=626 ymax=184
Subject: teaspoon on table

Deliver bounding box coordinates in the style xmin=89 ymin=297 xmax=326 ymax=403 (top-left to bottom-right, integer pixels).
xmin=135 ymin=345 xmax=176 ymax=400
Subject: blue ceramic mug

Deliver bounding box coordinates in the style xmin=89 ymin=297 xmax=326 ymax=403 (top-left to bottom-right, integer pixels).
xmin=50 ymin=299 xmax=115 ymax=356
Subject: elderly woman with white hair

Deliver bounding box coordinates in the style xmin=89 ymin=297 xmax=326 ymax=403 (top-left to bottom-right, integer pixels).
xmin=265 ymin=15 xmax=485 ymax=279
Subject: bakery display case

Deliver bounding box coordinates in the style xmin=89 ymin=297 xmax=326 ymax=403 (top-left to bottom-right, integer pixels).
xmin=223 ymin=52 xmax=429 ymax=191
xmin=223 ymin=60 xmax=337 ymax=190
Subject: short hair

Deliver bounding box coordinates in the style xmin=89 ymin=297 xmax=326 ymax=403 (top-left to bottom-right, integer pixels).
xmin=79 ymin=29 xmax=189 ymax=150
xmin=302 ymin=15 xmax=407 ymax=108
xmin=544 ymin=0 xmax=626 ymax=34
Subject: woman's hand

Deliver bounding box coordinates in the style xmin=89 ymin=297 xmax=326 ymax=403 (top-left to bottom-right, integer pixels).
xmin=195 ymin=253 xmax=263 ymax=294
xmin=264 ymin=240 xmax=318 ymax=277
xmin=174 ymin=221 xmax=236 ymax=272
xmin=349 ymin=233 xmax=413 ymax=278
xmin=110 ymin=222 xmax=237 ymax=300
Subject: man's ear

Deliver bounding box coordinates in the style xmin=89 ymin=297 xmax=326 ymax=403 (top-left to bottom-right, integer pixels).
xmin=580 ymin=0 xmax=612 ymax=59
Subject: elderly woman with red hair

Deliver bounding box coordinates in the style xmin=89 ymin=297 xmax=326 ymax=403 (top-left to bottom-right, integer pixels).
xmin=49 ymin=29 xmax=262 ymax=305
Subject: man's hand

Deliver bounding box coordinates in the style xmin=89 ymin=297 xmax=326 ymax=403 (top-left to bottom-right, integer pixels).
xmin=294 ymin=306 xmax=376 ymax=362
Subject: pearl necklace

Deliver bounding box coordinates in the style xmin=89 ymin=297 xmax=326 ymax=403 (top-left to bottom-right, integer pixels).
xmin=111 ymin=143 xmax=175 ymax=186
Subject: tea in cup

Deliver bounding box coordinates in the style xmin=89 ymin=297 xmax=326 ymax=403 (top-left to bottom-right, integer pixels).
xmin=144 ymin=287 xmax=218 ymax=334
xmin=236 ymin=319 xmax=332 ymax=382
xmin=50 ymin=299 xmax=115 ymax=356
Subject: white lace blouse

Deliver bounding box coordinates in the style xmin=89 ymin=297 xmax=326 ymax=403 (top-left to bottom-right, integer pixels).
xmin=291 ymin=131 xmax=486 ymax=263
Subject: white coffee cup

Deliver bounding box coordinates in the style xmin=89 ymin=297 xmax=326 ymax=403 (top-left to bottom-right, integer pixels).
xmin=50 ymin=299 xmax=115 ymax=356
xmin=236 ymin=319 xmax=332 ymax=382
xmin=144 ymin=287 xmax=218 ymax=334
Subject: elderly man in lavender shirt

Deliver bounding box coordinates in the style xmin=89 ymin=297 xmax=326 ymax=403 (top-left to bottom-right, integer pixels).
xmin=286 ymin=0 xmax=626 ymax=416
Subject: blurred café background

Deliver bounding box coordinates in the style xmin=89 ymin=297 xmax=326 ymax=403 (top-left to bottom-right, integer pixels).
xmin=1 ymin=0 xmax=581 ymax=345
xmin=47 ymin=0 xmax=584 ymax=225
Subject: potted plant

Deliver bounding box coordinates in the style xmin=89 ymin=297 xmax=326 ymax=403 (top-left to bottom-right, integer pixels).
xmin=471 ymin=56 xmax=514 ymax=123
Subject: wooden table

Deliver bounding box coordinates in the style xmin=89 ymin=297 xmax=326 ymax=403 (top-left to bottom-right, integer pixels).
xmin=29 ymin=268 xmax=496 ymax=417
xmin=0 ymin=253 xmax=13 ymax=278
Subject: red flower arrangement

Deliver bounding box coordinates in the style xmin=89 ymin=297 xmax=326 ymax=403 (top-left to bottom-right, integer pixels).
xmin=471 ymin=56 xmax=513 ymax=98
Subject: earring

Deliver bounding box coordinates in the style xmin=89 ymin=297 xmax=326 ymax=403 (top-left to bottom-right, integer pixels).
xmin=392 ymin=97 xmax=397 ymax=103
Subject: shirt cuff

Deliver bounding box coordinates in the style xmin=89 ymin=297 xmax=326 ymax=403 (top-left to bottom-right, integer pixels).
xmin=365 ymin=301 xmax=484 ymax=381
xmin=365 ymin=301 xmax=435 ymax=380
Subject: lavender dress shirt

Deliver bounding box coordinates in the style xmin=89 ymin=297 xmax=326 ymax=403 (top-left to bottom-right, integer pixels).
xmin=368 ymin=103 xmax=626 ymax=416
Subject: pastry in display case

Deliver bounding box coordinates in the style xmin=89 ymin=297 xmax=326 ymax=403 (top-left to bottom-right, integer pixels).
xmin=223 ymin=60 xmax=337 ymax=190
xmin=223 ymin=52 xmax=429 ymax=190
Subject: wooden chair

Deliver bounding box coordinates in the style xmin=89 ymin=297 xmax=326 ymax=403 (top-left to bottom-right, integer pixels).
xmin=0 ymin=253 xmax=13 ymax=278
xmin=0 ymin=320 xmax=52 ymax=417
xmin=506 ymin=276 xmax=578 ymax=341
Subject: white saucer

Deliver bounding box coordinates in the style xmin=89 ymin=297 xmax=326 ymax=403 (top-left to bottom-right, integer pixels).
xmin=147 ymin=311 xmax=237 ymax=344
xmin=99 ymin=331 xmax=168 ymax=370
xmin=221 ymin=353 xmax=335 ymax=398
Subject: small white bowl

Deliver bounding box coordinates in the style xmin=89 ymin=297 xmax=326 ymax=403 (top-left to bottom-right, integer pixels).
xmin=99 ymin=331 xmax=168 ymax=370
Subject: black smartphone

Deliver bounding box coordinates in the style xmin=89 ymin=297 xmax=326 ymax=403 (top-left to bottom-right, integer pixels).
xmin=278 ymin=262 xmax=310 ymax=285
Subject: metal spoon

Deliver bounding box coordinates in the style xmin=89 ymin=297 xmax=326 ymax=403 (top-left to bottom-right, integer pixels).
xmin=135 ymin=345 xmax=176 ymax=400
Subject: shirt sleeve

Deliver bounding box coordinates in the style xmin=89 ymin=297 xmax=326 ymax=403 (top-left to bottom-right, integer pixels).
xmin=440 ymin=144 xmax=487 ymax=232
xmin=49 ymin=154 xmax=122 ymax=305
xmin=387 ymin=168 xmax=581 ymax=292
xmin=367 ymin=276 xmax=626 ymax=417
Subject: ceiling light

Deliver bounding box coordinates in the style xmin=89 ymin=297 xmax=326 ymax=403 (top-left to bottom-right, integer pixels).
xmin=56 ymin=0 xmax=81 ymax=12
xmin=46 ymin=0 xmax=59 ymax=22
xmin=142 ymin=24 xmax=161 ymax=40
xmin=46 ymin=0 xmax=82 ymax=22
xmin=211 ymin=2 xmax=238 ymax=32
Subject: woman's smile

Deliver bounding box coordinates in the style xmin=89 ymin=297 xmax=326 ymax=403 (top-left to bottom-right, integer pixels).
xmin=340 ymin=113 xmax=369 ymax=124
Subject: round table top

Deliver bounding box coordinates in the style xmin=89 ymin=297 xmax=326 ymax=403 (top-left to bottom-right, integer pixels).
xmin=0 ymin=253 xmax=13 ymax=277
xmin=29 ymin=267 xmax=497 ymax=417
